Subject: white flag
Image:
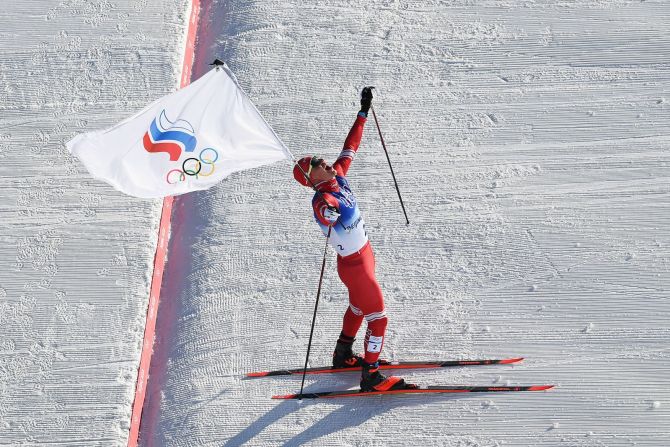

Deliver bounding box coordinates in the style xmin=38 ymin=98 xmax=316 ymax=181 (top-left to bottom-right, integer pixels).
xmin=67 ymin=66 xmax=292 ymax=198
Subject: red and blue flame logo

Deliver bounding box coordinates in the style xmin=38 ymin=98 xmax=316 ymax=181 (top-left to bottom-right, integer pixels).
xmin=143 ymin=110 xmax=197 ymax=161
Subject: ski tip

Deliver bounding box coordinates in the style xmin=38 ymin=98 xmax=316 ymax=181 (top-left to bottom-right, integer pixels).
xmin=528 ymin=385 xmax=555 ymax=391
xmin=499 ymin=357 xmax=524 ymax=364
xmin=246 ymin=372 xmax=269 ymax=378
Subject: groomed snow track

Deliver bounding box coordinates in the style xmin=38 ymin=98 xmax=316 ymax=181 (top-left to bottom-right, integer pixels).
xmin=1 ymin=1 xmax=669 ymax=446
xmin=140 ymin=1 xmax=670 ymax=446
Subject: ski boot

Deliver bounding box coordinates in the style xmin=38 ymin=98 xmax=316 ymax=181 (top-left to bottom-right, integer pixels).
xmin=360 ymin=360 xmax=416 ymax=392
xmin=332 ymin=338 xmax=364 ymax=369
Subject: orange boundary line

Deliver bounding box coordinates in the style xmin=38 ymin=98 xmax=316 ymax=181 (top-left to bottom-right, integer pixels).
xmin=127 ymin=1 xmax=201 ymax=446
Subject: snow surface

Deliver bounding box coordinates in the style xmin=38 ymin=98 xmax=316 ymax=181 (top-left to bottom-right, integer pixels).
xmin=0 ymin=0 xmax=188 ymax=445
xmin=2 ymin=0 xmax=670 ymax=446
xmin=141 ymin=0 xmax=670 ymax=446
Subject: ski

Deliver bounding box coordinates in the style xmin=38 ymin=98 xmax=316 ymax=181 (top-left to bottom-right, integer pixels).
xmin=247 ymin=357 xmax=523 ymax=378
xmin=273 ymin=385 xmax=554 ymax=399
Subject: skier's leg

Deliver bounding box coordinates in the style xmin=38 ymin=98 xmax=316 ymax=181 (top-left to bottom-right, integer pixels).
xmin=332 ymin=307 xmax=365 ymax=367
xmin=360 ymin=309 xmax=411 ymax=391
xmin=355 ymin=245 xmax=415 ymax=391
xmin=341 ymin=304 xmax=364 ymax=339
xmin=361 ymin=283 xmax=387 ymax=364
xmin=337 ymin=256 xmax=365 ymax=338
xmin=333 ymin=256 xmax=365 ymax=368
xmin=345 ymin=244 xmax=387 ymax=364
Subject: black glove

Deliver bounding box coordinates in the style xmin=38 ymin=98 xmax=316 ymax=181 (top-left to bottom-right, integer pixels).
xmin=360 ymin=86 xmax=374 ymax=114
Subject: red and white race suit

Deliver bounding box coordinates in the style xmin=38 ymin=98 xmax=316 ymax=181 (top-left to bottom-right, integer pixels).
xmin=311 ymin=113 xmax=387 ymax=364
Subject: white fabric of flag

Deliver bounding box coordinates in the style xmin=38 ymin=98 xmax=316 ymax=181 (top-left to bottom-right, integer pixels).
xmin=67 ymin=66 xmax=292 ymax=198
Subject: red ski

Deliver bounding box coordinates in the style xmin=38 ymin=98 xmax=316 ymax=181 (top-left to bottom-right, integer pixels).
xmin=247 ymin=357 xmax=523 ymax=378
xmin=273 ymin=385 xmax=555 ymax=399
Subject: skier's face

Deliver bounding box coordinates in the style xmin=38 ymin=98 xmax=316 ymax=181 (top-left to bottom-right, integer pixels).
xmin=308 ymin=157 xmax=336 ymax=182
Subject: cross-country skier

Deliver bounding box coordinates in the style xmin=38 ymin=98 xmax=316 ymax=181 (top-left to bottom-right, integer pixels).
xmin=293 ymin=88 xmax=415 ymax=392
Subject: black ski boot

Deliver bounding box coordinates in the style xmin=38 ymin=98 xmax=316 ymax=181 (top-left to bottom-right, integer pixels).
xmin=332 ymin=334 xmax=363 ymax=369
xmin=360 ymin=360 xmax=416 ymax=392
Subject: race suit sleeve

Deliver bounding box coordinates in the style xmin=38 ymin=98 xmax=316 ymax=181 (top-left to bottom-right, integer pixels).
xmin=312 ymin=193 xmax=340 ymax=226
xmin=333 ymin=112 xmax=367 ymax=177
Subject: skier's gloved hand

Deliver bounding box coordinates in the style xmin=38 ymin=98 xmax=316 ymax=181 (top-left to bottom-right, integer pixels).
xmin=323 ymin=206 xmax=341 ymax=225
xmin=360 ymin=86 xmax=374 ymax=115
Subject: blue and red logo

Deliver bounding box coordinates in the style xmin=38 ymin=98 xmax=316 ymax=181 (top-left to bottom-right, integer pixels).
xmin=143 ymin=109 xmax=197 ymax=161
xmin=143 ymin=110 xmax=220 ymax=185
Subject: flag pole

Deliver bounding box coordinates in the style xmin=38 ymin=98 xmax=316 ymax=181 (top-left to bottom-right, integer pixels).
xmin=210 ymin=59 xmax=225 ymax=69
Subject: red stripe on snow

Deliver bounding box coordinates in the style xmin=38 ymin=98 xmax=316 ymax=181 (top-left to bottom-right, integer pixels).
xmin=127 ymin=1 xmax=201 ymax=446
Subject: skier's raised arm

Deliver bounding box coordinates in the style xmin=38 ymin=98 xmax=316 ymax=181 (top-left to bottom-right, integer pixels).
xmin=333 ymin=87 xmax=374 ymax=177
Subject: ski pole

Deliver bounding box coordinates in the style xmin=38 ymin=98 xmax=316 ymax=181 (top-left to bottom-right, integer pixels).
xmin=298 ymin=225 xmax=332 ymax=400
xmin=370 ymin=104 xmax=410 ymax=225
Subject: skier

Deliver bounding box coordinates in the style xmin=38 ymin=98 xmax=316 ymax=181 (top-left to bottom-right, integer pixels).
xmin=293 ymin=88 xmax=414 ymax=392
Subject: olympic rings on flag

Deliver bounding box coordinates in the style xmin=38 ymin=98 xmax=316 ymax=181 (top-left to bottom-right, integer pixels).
xmin=182 ymin=157 xmax=202 ymax=176
xmin=166 ymin=169 xmax=186 ymax=184
xmin=196 ymin=147 xmax=217 ymax=177
xmin=165 ymin=147 xmax=219 ymax=184
xmin=200 ymin=147 xmax=219 ymax=164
